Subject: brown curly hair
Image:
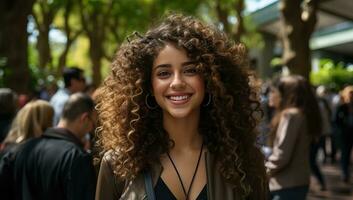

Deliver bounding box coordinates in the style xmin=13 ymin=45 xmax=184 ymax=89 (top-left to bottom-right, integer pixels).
xmin=96 ymin=14 xmax=267 ymax=198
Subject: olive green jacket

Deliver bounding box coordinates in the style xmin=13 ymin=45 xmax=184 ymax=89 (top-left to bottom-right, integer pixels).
xmin=95 ymin=151 xmax=268 ymax=200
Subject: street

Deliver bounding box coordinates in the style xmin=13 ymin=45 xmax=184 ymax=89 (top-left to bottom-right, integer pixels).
xmin=308 ymin=162 xmax=353 ymax=200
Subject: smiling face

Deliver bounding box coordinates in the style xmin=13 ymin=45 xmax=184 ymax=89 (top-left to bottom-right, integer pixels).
xmin=151 ymin=44 xmax=205 ymax=119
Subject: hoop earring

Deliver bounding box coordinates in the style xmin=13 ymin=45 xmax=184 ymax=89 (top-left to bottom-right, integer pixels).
xmin=145 ymin=93 xmax=158 ymax=109
xmin=203 ymin=93 xmax=212 ymax=107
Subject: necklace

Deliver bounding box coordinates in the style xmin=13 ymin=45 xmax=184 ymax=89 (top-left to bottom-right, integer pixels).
xmin=166 ymin=142 xmax=204 ymax=200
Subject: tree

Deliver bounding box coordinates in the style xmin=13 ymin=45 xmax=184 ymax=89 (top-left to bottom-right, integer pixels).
xmin=279 ymin=0 xmax=319 ymax=79
xmin=79 ymin=0 xmax=114 ymax=86
xmin=79 ymin=0 xmax=203 ymax=86
xmin=56 ymin=0 xmax=82 ymax=76
xmin=215 ymin=0 xmax=245 ymax=43
xmin=0 ymin=0 xmax=35 ymax=93
xmin=32 ymin=0 xmax=61 ymax=71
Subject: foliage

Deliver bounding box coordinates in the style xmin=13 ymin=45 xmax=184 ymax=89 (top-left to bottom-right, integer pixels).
xmin=310 ymin=58 xmax=353 ymax=91
xmin=8 ymin=0 xmax=264 ymax=91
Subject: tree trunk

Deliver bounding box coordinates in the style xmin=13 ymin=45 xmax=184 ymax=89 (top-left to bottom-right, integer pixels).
xmin=215 ymin=0 xmax=245 ymax=43
xmin=233 ymin=0 xmax=245 ymax=43
xmin=57 ymin=0 xmax=81 ymax=77
xmin=215 ymin=0 xmax=230 ymax=34
xmin=0 ymin=0 xmax=35 ymax=94
xmin=89 ymin=33 xmax=103 ymax=85
xmin=33 ymin=2 xmax=57 ymax=71
xmin=279 ymin=0 xmax=318 ymax=80
xmin=36 ymin=28 xmax=52 ymax=69
xmin=79 ymin=0 xmax=113 ymax=86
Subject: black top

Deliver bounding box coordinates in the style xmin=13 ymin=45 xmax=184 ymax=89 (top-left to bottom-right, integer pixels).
xmin=155 ymin=177 xmax=207 ymax=200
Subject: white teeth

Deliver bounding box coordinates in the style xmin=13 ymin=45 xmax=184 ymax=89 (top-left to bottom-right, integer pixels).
xmin=169 ymin=95 xmax=189 ymax=101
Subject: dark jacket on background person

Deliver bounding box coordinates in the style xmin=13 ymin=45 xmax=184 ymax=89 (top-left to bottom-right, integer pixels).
xmin=0 ymin=114 xmax=14 ymax=143
xmin=95 ymin=150 xmax=268 ymax=200
xmin=335 ymin=103 xmax=353 ymax=135
xmin=11 ymin=128 xmax=96 ymax=200
xmin=0 ymin=142 xmax=19 ymax=200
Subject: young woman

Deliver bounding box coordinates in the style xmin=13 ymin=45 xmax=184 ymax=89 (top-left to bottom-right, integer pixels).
xmin=96 ymin=14 xmax=268 ymax=200
xmin=266 ymin=75 xmax=322 ymax=200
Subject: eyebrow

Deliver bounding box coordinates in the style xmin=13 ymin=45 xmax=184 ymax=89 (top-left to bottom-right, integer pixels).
xmin=153 ymin=61 xmax=197 ymax=70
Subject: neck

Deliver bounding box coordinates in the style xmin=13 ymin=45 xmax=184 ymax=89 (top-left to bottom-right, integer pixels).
xmin=163 ymin=111 xmax=203 ymax=153
xmin=57 ymin=120 xmax=83 ymax=140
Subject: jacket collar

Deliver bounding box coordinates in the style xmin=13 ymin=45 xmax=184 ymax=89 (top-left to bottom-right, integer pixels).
xmin=43 ymin=128 xmax=84 ymax=148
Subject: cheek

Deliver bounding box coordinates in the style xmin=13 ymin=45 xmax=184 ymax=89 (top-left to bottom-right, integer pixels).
xmin=151 ymin=79 xmax=168 ymax=104
xmin=194 ymin=77 xmax=205 ymax=95
xmin=151 ymin=78 xmax=161 ymax=95
xmin=195 ymin=78 xmax=205 ymax=95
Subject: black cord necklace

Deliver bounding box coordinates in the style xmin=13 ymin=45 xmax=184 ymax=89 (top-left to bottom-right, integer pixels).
xmin=166 ymin=142 xmax=204 ymax=200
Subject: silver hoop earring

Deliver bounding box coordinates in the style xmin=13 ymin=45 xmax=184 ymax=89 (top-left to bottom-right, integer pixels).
xmin=145 ymin=93 xmax=158 ymax=109
xmin=203 ymin=93 xmax=212 ymax=107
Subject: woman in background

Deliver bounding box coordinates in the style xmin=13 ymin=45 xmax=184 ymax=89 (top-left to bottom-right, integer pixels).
xmin=266 ymin=75 xmax=322 ymax=200
xmin=0 ymin=100 xmax=54 ymax=155
xmin=0 ymin=99 xmax=54 ymax=199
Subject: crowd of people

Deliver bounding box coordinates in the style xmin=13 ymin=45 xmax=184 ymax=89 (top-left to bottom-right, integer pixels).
xmin=0 ymin=13 xmax=352 ymax=200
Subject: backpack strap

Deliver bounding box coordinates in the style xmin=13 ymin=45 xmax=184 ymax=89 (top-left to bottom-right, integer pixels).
xmin=143 ymin=170 xmax=156 ymax=200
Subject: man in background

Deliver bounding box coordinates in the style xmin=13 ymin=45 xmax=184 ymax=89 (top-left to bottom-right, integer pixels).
xmin=50 ymin=67 xmax=86 ymax=125
xmin=12 ymin=93 xmax=96 ymax=200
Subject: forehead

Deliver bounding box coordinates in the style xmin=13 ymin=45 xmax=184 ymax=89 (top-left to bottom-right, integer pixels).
xmin=153 ymin=44 xmax=189 ymax=66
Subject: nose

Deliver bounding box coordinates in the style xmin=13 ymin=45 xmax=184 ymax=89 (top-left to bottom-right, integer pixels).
xmin=170 ymin=74 xmax=186 ymax=90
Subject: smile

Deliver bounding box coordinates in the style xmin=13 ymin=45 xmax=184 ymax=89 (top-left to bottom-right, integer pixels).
xmin=166 ymin=94 xmax=192 ymax=104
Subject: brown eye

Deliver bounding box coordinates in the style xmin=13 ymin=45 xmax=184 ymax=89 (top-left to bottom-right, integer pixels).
xmin=184 ymin=66 xmax=198 ymax=75
xmin=156 ymin=71 xmax=171 ymax=78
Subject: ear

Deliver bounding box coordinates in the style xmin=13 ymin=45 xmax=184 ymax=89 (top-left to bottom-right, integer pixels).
xmin=80 ymin=112 xmax=89 ymax=123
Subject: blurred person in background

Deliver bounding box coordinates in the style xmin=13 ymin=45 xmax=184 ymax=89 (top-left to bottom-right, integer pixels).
xmin=305 ymin=86 xmax=331 ymax=191
xmin=50 ymin=67 xmax=86 ymax=125
xmin=0 ymin=100 xmax=53 ymax=156
xmin=315 ymin=86 xmax=331 ymax=163
xmin=0 ymin=88 xmax=18 ymax=143
xmin=334 ymin=85 xmax=353 ymax=183
xmin=0 ymin=100 xmax=54 ymax=199
xmin=266 ymin=75 xmax=322 ymax=200
xmin=8 ymin=93 xmax=96 ymax=200
xmin=39 ymin=82 xmax=58 ymax=101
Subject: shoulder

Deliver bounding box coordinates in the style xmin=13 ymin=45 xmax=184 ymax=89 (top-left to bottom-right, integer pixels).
xmin=38 ymin=136 xmax=89 ymax=161
xmin=101 ymin=150 xmax=116 ymax=170
xmin=96 ymin=150 xmax=126 ymax=200
xmin=50 ymin=89 xmax=70 ymax=103
xmin=282 ymin=107 xmax=302 ymax=115
xmin=281 ymin=108 xmax=304 ymax=120
xmin=276 ymin=108 xmax=306 ymax=130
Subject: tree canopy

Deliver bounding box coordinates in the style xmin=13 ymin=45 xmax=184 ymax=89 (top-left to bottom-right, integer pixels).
xmin=0 ymin=0 xmax=266 ymax=93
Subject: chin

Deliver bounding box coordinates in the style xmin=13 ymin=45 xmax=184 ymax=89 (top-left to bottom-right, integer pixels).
xmin=169 ymin=112 xmax=190 ymax=119
xmin=164 ymin=108 xmax=199 ymax=119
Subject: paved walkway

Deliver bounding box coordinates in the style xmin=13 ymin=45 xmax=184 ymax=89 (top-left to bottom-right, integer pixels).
xmin=308 ymin=162 xmax=353 ymax=200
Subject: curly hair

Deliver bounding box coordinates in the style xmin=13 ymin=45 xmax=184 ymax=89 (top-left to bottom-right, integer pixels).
xmin=96 ymin=14 xmax=267 ymax=198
